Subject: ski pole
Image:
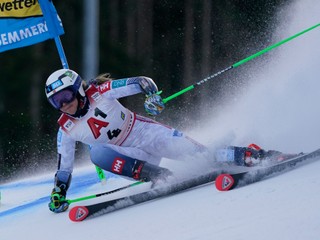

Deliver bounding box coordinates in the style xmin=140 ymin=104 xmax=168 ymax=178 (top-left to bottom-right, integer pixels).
xmin=162 ymin=22 xmax=320 ymax=104
xmin=67 ymin=181 xmax=144 ymax=205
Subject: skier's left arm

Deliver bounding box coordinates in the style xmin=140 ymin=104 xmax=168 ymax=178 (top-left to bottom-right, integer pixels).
xmin=97 ymin=76 xmax=165 ymax=115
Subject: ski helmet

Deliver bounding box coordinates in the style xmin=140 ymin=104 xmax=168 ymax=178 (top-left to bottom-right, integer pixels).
xmin=45 ymin=69 xmax=85 ymax=110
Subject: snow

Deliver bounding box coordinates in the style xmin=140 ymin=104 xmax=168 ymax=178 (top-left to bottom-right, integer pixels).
xmin=1 ymin=0 xmax=320 ymax=239
xmin=1 ymin=159 xmax=320 ymax=240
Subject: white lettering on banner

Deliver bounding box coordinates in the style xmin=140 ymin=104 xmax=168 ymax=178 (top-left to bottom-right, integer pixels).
xmin=0 ymin=21 xmax=48 ymax=46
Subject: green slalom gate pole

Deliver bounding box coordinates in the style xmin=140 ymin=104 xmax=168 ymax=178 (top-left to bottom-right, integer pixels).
xmin=95 ymin=166 xmax=107 ymax=184
xmin=162 ymin=23 xmax=320 ymax=104
xmin=67 ymin=181 xmax=144 ymax=205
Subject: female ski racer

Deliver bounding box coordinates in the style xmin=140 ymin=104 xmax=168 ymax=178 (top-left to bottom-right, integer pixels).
xmin=45 ymin=69 xmax=267 ymax=213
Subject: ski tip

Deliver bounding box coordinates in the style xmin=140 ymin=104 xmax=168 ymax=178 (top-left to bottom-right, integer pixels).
xmin=215 ymin=174 xmax=235 ymax=191
xmin=69 ymin=206 xmax=89 ymax=222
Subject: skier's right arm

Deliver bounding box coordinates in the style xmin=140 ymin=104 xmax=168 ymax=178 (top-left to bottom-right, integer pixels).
xmin=49 ymin=128 xmax=76 ymax=213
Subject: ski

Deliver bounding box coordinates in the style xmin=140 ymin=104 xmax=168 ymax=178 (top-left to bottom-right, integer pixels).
xmin=69 ymin=147 xmax=320 ymax=221
xmin=69 ymin=169 xmax=223 ymax=222
xmin=215 ymin=147 xmax=320 ymax=191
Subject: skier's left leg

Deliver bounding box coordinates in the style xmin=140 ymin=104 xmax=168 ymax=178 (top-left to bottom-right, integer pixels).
xmin=89 ymin=145 xmax=171 ymax=183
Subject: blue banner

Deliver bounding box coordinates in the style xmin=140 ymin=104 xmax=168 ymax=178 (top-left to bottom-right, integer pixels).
xmin=0 ymin=0 xmax=64 ymax=53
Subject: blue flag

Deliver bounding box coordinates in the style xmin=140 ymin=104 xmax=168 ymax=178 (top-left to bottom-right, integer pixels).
xmin=0 ymin=0 xmax=64 ymax=53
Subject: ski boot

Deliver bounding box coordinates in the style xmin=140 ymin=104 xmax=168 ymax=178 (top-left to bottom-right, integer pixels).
xmin=215 ymin=143 xmax=301 ymax=167
xmin=227 ymin=143 xmax=266 ymax=166
xmin=243 ymin=144 xmax=301 ymax=166
xmin=215 ymin=144 xmax=264 ymax=166
xmin=132 ymin=160 xmax=172 ymax=186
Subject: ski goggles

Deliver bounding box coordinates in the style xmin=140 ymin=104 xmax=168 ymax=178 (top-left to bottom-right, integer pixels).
xmin=48 ymin=89 xmax=76 ymax=110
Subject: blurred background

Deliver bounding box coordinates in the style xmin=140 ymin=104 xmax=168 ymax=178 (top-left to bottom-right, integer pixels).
xmin=0 ymin=0 xmax=299 ymax=181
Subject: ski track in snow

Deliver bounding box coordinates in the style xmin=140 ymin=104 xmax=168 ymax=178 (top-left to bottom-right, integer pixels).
xmin=1 ymin=0 xmax=320 ymax=239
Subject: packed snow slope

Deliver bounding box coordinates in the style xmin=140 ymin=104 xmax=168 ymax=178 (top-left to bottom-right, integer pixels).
xmin=1 ymin=0 xmax=320 ymax=239
xmin=1 ymin=157 xmax=320 ymax=240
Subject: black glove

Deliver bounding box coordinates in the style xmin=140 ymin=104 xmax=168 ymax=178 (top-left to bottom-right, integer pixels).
xmin=48 ymin=186 xmax=69 ymax=213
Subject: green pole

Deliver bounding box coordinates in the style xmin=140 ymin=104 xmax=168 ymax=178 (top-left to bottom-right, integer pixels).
xmin=233 ymin=23 xmax=320 ymax=67
xmin=95 ymin=166 xmax=106 ymax=184
xmin=163 ymin=85 xmax=194 ymax=103
xmin=162 ymin=23 xmax=320 ymax=104
xmin=67 ymin=181 xmax=143 ymax=204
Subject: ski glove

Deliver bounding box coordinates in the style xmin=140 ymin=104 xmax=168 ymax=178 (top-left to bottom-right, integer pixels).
xmin=144 ymin=93 xmax=165 ymax=116
xmin=48 ymin=186 xmax=69 ymax=213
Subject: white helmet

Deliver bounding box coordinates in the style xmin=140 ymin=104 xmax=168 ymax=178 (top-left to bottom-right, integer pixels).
xmin=45 ymin=69 xmax=85 ymax=110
